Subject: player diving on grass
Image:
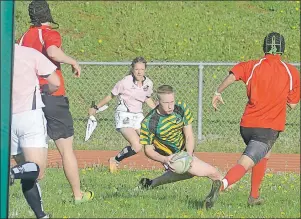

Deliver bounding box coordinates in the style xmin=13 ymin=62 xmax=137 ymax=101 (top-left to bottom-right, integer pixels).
xmin=203 ymin=32 xmax=300 ymax=209
xmin=88 ymin=57 xmax=156 ymax=173
xmin=137 ymin=85 xmax=223 ymax=193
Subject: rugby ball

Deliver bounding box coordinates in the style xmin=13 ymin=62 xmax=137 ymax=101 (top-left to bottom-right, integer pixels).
xmin=169 ymin=151 xmax=193 ymax=174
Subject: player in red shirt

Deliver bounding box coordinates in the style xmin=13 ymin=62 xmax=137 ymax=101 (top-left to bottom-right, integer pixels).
xmin=203 ymin=32 xmax=300 ymax=208
xmin=18 ymin=0 xmax=93 ymax=204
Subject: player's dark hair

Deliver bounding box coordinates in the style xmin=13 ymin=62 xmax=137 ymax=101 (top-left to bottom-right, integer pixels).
xmin=129 ymin=57 xmax=147 ymax=74
xmin=28 ymin=0 xmax=59 ymax=29
xmin=263 ymin=32 xmax=285 ymax=55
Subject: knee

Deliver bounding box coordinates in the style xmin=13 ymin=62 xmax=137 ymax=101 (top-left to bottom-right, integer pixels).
xmin=210 ymin=169 xmax=222 ymax=180
xmin=37 ymin=171 xmax=44 ymax=180
xmin=60 ymin=149 xmax=75 ymax=159
xmin=131 ymin=144 xmax=142 ymax=153
xmin=30 ymin=162 xmax=44 ymax=180
xmin=35 ymin=163 xmax=45 ymax=180
xmin=242 ymin=140 xmax=270 ymax=168
xmin=238 ymin=156 xmax=254 ymax=170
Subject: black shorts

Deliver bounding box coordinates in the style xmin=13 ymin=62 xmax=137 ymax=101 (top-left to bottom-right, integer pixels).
xmin=240 ymin=126 xmax=279 ymax=149
xmin=41 ymin=95 xmax=74 ymax=141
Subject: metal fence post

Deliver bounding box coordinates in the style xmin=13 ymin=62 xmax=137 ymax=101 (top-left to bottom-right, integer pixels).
xmin=197 ymin=65 xmax=204 ymax=143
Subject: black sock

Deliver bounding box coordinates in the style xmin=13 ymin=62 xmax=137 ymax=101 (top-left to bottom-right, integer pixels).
xmin=115 ymin=146 xmax=137 ymax=162
xmin=11 ymin=162 xmax=39 ymax=181
xmin=21 ymin=180 xmax=46 ymax=218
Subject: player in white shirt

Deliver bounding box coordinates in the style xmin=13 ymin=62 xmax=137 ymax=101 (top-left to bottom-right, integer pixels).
xmin=89 ymin=57 xmax=156 ymax=173
xmin=11 ymin=44 xmax=60 ymax=219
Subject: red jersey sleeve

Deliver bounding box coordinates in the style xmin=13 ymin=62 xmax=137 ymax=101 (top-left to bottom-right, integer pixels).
xmin=230 ymin=61 xmax=254 ymax=83
xmin=43 ymin=30 xmax=62 ymax=50
xmin=287 ymin=65 xmax=300 ymax=104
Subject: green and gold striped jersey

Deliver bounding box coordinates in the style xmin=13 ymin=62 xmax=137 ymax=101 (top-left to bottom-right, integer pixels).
xmin=140 ymin=101 xmax=193 ymax=155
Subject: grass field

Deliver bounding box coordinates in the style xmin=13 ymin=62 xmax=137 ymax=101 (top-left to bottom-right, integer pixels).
xmin=9 ymin=168 xmax=300 ymax=218
xmin=11 ymin=2 xmax=300 ymax=217
xmin=15 ymin=1 xmax=300 ymax=62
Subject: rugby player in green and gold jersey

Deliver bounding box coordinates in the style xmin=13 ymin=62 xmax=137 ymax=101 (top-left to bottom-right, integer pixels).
xmin=138 ymin=85 xmax=223 ymax=194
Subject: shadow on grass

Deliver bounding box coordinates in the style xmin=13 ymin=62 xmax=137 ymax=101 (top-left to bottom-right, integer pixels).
xmin=187 ymin=198 xmax=208 ymax=210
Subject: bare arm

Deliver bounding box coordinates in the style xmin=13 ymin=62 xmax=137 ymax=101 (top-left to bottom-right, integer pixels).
xmin=144 ymin=145 xmax=170 ymax=164
xmin=216 ymin=73 xmax=236 ymax=93
xmin=96 ymin=94 xmax=114 ymax=108
xmin=183 ymin=124 xmax=195 ymax=156
xmin=212 ymin=73 xmax=236 ymax=110
xmin=88 ymin=93 xmax=114 ymax=116
xmin=46 ymin=45 xmax=81 ymax=77
xmin=45 ymin=72 xmax=60 ymax=93
xmin=287 ymin=103 xmax=298 ymax=110
xmin=145 ymin=97 xmax=156 ymax=109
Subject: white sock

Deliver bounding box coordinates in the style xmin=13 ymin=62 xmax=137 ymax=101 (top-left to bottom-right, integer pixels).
xmin=222 ymin=179 xmax=228 ymax=190
xmin=36 ymin=182 xmax=44 ymax=212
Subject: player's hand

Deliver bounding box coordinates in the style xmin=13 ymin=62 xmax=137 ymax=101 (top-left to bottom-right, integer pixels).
xmin=88 ymin=107 xmax=97 ymax=116
xmin=72 ymin=62 xmax=81 ymax=78
xmin=212 ymin=92 xmax=224 ymax=111
xmin=164 ymin=155 xmax=175 ymax=172
xmin=187 ymin=151 xmax=194 ymax=157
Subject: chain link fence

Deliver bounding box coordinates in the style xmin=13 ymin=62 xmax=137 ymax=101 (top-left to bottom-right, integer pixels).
xmin=58 ymin=62 xmax=300 ymax=153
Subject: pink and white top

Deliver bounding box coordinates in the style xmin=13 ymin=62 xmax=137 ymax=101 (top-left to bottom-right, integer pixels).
xmin=111 ymin=75 xmax=153 ymax=113
xmin=12 ymin=44 xmax=57 ymax=114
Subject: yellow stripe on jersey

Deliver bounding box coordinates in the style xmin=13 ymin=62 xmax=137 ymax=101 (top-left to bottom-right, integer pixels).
xmin=160 ymin=122 xmax=184 ymax=135
xmin=184 ymin=108 xmax=191 ymax=116
xmin=188 ymin=118 xmax=193 ymax=124
xmin=183 ymin=103 xmax=186 ymax=108
xmin=161 ymin=129 xmax=179 ymax=140
xmin=140 ymin=140 xmax=149 ymax=145
xmin=179 ymin=137 xmax=184 ymax=148
xmin=140 ymin=129 xmax=149 ymax=136
xmin=141 ymin=123 xmax=147 ymax=129
xmin=185 ymin=113 xmax=192 ymax=121
xmin=159 ymin=121 xmax=173 ymax=131
xmin=140 ymin=132 xmax=155 ymax=145
xmin=153 ymin=138 xmax=173 ymax=155
xmin=140 ymin=135 xmax=149 ymax=140
xmin=161 ymin=114 xmax=176 ymax=124
xmin=169 ymin=134 xmax=182 ymax=143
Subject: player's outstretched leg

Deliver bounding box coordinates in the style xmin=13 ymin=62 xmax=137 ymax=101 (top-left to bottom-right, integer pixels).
xmin=138 ymin=171 xmax=193 ymax=189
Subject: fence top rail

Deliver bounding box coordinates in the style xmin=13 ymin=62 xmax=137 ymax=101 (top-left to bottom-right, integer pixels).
xmin=78 ymin=61 xmax=300 ymax=67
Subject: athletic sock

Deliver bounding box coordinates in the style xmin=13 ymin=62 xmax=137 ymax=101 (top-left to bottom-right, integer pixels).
xmin=223 ymin=164 xmax=247 ymax=190
xmin=115 ymin=146 xmax=137 ymax=162
xmin=250 ymin=158 xmax=268 ymax=199
xmin=11 ymin=162 xmax=39 ymax=181
xmin=21 ymin=180 xmax=46 ymax=218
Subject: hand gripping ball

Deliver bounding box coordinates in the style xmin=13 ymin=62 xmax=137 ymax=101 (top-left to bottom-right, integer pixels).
xmin=169 ymin=151 xmax=193 ymax=174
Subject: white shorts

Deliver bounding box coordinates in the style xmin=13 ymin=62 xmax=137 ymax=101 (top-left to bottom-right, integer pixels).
xmin=11 ymin=109 xmax=48 ymax=156
xmin=114 ymin=111 xmax=144 ymax=130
